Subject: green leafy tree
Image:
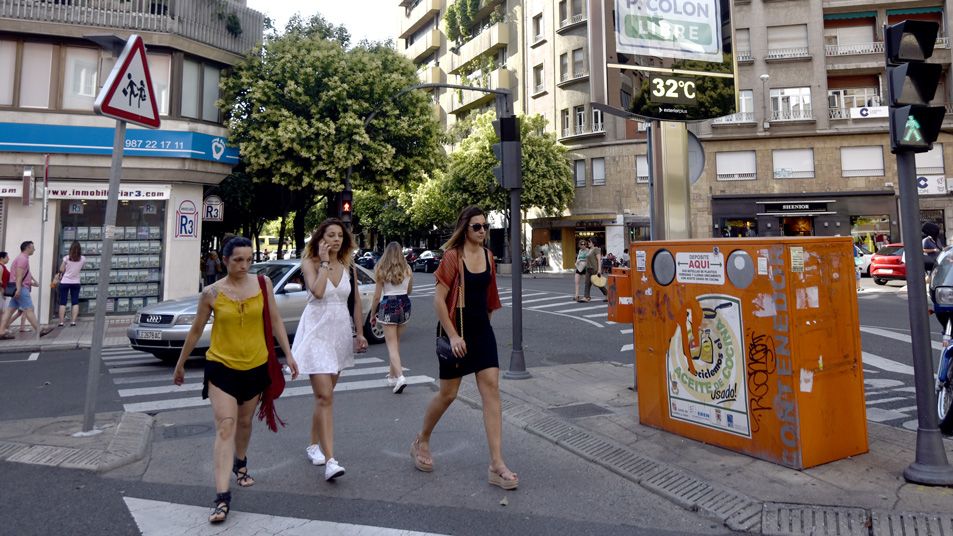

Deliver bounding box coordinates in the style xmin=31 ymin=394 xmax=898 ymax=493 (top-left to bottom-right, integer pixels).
xmin=409 ymin=170 xmax=459 ymax=230
xmin=444 ymin=112 xmax=574 ymax=215
xmin=219 ymin=14 xmax=443 ymax=252
xmin=444 ymin=3 xmax=460 ymax=44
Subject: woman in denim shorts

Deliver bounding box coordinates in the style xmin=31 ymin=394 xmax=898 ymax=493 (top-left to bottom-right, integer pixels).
xmin=369 ymin=242 xmax=414 ymax=394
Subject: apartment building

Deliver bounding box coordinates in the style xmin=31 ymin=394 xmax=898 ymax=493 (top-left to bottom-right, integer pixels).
xmin=0 ymin=0 xmax=264 ymax=320
xmin=399 ymin=0 xmax=953 ymax=269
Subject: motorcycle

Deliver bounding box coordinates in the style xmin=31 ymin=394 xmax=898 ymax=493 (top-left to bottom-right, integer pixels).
xmin=927 ymin=247 xmax=953 ymax=434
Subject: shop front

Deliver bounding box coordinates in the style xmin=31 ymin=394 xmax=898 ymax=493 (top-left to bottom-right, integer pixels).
xmin=711 ymin=191 xmax=900 ymax=247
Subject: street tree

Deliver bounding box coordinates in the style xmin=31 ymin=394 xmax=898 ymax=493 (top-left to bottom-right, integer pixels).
xmin=219 ymin=14 xmax=443 ymax=253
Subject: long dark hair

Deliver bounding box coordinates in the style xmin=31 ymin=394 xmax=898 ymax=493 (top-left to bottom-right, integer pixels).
xmin=305 ymin=218 xmax=354 ymax=265
xmin=68 ymin=241 xmax=82 ymax=262
xmin=442 ymin=206 xmax=486 ymax=251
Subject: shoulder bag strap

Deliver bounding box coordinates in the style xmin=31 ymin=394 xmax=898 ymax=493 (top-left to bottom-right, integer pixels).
xmin=258 ymin=275 xmax=276 ymax=357
xmin=456 ymin=251 xmax=464 ymax=338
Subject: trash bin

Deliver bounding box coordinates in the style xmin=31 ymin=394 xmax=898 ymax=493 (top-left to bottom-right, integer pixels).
xmin=627 ymin=237 xmax=868 ymax=469
xmin=607 ymin=267 xmax=632 ymax=323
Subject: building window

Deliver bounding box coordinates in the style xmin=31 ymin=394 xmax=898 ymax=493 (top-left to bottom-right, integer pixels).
xmin=715 ymin=151 xmax=757 ymax=181
xmin=533 ymin=14 xmax=543 ymax=41
xmin=202 ymin=65 xmax=221 ymax=122
xmin=574 ymin=105 xmax=586 ymax=133
xmin=533 ymin=64 xmax=544 ymax=93
xmin=916 ymin=144 xmax=945 ymax=175
xmin=592 ymin=109 xmax=603 ymax=132
xmin=841 ymin=146 xmax=884 ymax=177
xmin=20 ymin=43 xmax=53 ymax=109
xmin=772 ymin=148 xmax=815 ymax=179
xmin=736 ymin=29 xmax=751 ymax=59
xmin=147 ymin=53 xmax=171 ymax=116
xmin=827 ymin=87 xmax=880 ymax=112
xmin=62 ymin=47 xmax=100 ymax=111
xmin=770 ymin=87 xmax=812 ymax=120
xmin=0 ymin=40 xmax=17 ymax=106
xmin=767 ymin=25 xmax=809 ymax=59
xmin=739 ymin=90 xmax=753 ymax=114
xmin=636 ymin=155 xmax=649 ymax=183
xmin=574 ymin=159 xmax=586 ymax=187
xmin=561 ymin=108 xmax=570 ymax=136
xmin=559 ymin=0 xmax=567 ymax=23
xmin=592 ymin=157 xmax=606 ymax=186
xmin=181 ymin=59 xmax=200 ymax=118
xmin=571 ymin=0 xmax=584 ymax=17
xmin=560 ymin=53 xmax=568 ymax=81
xmin=572 ymin=48 xmax=585 ymax=77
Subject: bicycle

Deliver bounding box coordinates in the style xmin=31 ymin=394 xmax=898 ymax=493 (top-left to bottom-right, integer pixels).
xmin=927 ymin=247 xmax=953 ymax=434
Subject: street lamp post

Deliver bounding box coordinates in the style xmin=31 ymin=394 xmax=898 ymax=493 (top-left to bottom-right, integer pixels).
xmin=760 ymin=73 xmax=771 ymax=130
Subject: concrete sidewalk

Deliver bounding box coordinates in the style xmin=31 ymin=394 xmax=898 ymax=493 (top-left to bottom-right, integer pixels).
xmin=0 ymin=315 xmax=133 ymax=353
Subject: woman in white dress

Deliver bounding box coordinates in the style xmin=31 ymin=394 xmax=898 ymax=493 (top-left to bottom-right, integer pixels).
xmin=293 ymin=218 xmax=368 ymax=481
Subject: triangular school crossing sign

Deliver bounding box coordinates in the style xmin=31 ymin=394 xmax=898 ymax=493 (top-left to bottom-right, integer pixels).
xmin=94 ymin=34 xmax=161 ymax=129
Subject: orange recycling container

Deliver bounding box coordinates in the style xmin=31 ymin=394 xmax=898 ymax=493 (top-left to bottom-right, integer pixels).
xmin=607 ymin=267 xmax=632 ymax=323
xmin=629 ymin=237 xmax=868 ymax=469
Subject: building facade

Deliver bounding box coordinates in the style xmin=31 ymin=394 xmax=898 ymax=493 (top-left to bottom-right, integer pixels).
xmin=397 ymin=0 xmax=953 ymax=270
xmin=0 ymin=0 xmax=263 ymax=321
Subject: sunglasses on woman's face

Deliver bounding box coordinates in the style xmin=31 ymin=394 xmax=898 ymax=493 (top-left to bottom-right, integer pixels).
xmin=470 ymin=223 xmax=490 ymax=232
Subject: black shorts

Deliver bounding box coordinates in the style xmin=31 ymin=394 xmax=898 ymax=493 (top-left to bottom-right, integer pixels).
xmin=203 ymin=360 xmax=270 ymax=404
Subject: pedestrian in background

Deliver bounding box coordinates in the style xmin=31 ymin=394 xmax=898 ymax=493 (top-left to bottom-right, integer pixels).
xmin=0 ymin=252 xmax=25 ymax=334
xmin=294 ymin=218 xmax=368 ymax=482
xmin=573 ymin=239 xmax=590 ymax=301
xmin=411 ymin=205 xmax=519 ymax=490
xmin=0 ymin=241 xmax=53 ymax=339
xmin=923 ymin=222 xmax=942 ymax=276
xmin=173 ymin=237 xmax=298 ymax=524
xmin=56 ymin=241 xmax=86 ymax=327
xmin=205 ymin=251 xmax=223 ymax=287
xmin=582 ymin=238 xmax=607 ymax=303
xmin=370 ymin=241 xmax=414 ymax=394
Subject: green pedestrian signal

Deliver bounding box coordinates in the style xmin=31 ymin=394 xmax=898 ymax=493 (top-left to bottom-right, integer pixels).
xmin=903 ymin=116 xmax=922 ymax=143
xmin=884 ymin=20 xmax=946 ymax=153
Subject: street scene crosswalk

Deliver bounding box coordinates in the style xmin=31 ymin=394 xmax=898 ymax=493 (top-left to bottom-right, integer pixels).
xmin=100 ymin=348 xmax=435 ymax=414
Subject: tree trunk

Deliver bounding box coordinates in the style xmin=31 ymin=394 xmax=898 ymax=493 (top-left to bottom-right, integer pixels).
xmin=277 ymin=214 xmax=287 ymax=258
xmin=293 ymin=209 xmax=306 ymax=257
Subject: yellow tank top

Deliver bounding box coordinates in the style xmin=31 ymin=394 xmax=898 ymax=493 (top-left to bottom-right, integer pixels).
xmin=206 ymin=290 xmax=268 ymax=370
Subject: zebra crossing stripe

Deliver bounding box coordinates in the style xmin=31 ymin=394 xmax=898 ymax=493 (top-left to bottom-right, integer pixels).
xmin=551 ymin=305 xmax=608 ymax=314
xmin=860 ymin=325 xmax=944 ymax=351
xmin=113 ymin=371 xmax=204 ymax=385
xmin=862 ymin=351 xmax=914 ymax=375
xmin=509 ymin=295 xmax=572 ymax=305
xmin=122 ymin=375 xmax=435 ymax=413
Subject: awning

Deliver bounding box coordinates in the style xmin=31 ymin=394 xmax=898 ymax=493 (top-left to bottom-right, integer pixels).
xmin=824 ymin=11 xmax=876 ymax=20
xmin=886 ymin=7 xmax=943 ymax=15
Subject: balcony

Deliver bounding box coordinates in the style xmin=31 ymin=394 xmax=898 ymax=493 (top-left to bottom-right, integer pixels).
xmin=450 ymin=21 xmax=510 ymax=74
xmin=399 ymin=0 xmax=440 ymax=39
xmin=826 ymin=37 xmax=950 ymax=70
xmin=736 ymin=50 xmax=753 ymax=63
xmin=712 ymin=112 xmax=756 ymax=126
xmin=417 ymin=65 xmax=445 ymax=86
xmin=0 ymin=0 xmax=265 ymax=56
xmin=557 ymin=13 xmax=587 ymax=33
xmin=770 ymin=109 xmax=814 ymax=122
xmin=450 ymin=68 xmax=512 ymax=114
xmin=557 ymin=70 xmax=589 ymax=87
xmin=559 ymin=122 xmax=606 ymax=141
xmin=765 ymin=47 xmax=811 ymax=61
xmin=404 ymin=28 xmax=442 ymax=64
xmin=716 ymin=172 xmax=757 ymax=181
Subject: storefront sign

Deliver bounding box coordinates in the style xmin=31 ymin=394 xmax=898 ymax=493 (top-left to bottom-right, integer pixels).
xmin=917 ymin=175 xmax=947 ymax=196
xmin=175 ymin=200 xmax=198 ymax=239
xmin=675 ymin=251 xmax=725 ymax=285
xmin=849 ymin=106 xmax=889 ymax=119
xmin=203 ymin=195 xmax=224 ymax=222
xmin=667 ymin=294 xmax=751 ymax=437
xmin=762 ymin=202 xmax=828 ymax=213
xmin=32 ymin=182 xmax=171 ymax=200
xmin=0 ymin=123 xmax=239 ymax=164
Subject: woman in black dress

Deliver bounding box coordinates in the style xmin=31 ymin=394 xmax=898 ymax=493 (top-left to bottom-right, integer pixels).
xmin=410 ymin=206 xmax=519 ymax=490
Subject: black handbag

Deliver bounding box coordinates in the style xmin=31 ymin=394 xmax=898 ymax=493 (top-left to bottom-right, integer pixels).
xmin=436 ymin=253 xmax=465 ymax=362
xmin=3 ymin=282 xmax=15 ymax=298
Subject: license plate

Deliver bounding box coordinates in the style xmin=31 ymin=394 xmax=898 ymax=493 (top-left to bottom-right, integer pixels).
xmin=138 ymin=330 xmax=162 ymax=340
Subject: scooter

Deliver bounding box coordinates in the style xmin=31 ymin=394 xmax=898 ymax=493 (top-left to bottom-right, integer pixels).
xmin=927 ymin=248 xmax=953 ymax=434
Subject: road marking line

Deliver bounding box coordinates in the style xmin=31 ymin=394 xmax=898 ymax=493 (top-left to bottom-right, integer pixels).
xmin=552 ymin=305 xmax=608 ymax=314
xmin=122 ymin=375 xmax=435 ymax=413
xmin=860 ymin=326 xmax=943 ymax=351
xmin=106 ymin=359 xmax=161 ymax=368
xmin=27 ymin=352 xmax=39 ymax=361
xmin=113 ymin=372 xmax=204 ymax=385
xmin=619 ymin=328 xmax=633 ymax=334
xmin=621 ymin=344 xmax=633 ymax=352
xmin=527 ymin=301 xmax=580 ymax=309
xmin=862 ymin=351 xmax=914 ymax=375
xmin=865 ymin=406 xmax=911 ymax=423
xmin=864 ymin=396 xmax=909 ymax=405
xmin=584 ymin=312 xmax=607 ymax=318
xmin=508 ymin=296 xmax=573 ymax=305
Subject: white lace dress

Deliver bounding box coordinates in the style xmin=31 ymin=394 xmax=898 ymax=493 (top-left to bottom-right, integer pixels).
xmin=292 ymin=275 xmax=353 ymax=375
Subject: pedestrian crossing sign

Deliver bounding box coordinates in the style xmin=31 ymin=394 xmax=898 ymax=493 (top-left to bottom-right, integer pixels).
xmin=94 ymin=34 xmax=161 ymax=129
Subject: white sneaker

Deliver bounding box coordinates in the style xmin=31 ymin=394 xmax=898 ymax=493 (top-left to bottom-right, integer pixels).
xmin=393 ymin=375 xmax=407 ymax=394
xmin=386 ymin=375 xmax=397 ymax=387
xmin=325 ymin=458 xmax=345 ymax=481
xmin=306 ymin=444 xmax=325 ymax=466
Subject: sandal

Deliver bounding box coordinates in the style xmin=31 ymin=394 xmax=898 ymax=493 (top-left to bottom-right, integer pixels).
xmin=488 ymin=467 xmax=519 ymax=490
xmin=209 ymin=491 xmax=231 ymax=524
xmin=232 ymin=456 xmax=255 ymax=487
xmin=410 ymin=434 xmax=433 ymax=472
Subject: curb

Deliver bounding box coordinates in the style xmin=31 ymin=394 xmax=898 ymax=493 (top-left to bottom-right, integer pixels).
xmin=98 ymin=412 xmax=154 ymax=472
xmin=0 ymin=341 xmax=131 ymax=355
xmin=456 ymin=384 xmax=953 ymax=535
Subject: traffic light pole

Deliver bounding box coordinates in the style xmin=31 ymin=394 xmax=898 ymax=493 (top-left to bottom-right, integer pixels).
xmin=896 ymin=151 xmax=953 ymax=485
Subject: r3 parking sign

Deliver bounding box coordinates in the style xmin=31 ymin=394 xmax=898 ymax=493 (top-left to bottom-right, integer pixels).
xmin=175 ymin=200 xmax=198 ymax=239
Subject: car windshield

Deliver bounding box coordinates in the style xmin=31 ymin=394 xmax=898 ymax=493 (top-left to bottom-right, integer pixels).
xmin=875 ymin=246 xmax=903 ymax=257
xmin=934 ymin=248 xmax=953 ymax=287
xmin=250 ymin=263 xmax=294 ymax=285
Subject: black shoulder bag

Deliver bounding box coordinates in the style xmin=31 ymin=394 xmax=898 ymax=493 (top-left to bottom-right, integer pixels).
xmin=436 ymin=253 xmax=465 ymax=362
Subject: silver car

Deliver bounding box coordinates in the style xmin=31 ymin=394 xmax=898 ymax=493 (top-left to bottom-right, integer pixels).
xmin=127 ymin=260 xmax=385 ymax=362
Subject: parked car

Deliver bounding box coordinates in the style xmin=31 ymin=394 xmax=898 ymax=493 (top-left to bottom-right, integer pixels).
xmin=412 ymin=250 xmax=443 ymax=273
xmin=356 ymin=251 xmax=381 ymax=270
xmin=403 ymin=247 xmax=426 ymax=264
xmin=128 ymin=260 xmax=385 ymax=362
xmin=854 ymin=244 xmax=873 ymax=277
xmin=870 ymin=243 xmax=906 ymax=285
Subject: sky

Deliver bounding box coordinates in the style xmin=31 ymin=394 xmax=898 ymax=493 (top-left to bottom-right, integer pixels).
xmin=245 ymin=0 xmax=398 ymax=44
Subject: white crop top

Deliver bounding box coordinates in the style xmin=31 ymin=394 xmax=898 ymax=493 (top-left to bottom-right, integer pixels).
xmin=382 ymin=276 xmax=410 ymax=296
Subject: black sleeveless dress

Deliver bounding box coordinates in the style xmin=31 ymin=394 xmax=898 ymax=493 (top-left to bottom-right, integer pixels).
xmin=438 ymin=249 xmax=499 ymax=380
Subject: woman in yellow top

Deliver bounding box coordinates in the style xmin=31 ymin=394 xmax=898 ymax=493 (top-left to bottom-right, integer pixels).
xmin=173 ymin=237 xmax=298 ymax=524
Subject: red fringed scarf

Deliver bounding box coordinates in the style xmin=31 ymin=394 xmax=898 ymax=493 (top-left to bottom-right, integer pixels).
xmin=257 ymin=275 xmax=286 ymax=432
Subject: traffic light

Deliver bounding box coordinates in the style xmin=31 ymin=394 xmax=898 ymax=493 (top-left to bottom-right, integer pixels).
xmin=491 ymin=116 xmax=522 ymax=189
xmin=338 ymin=189 xmax=353 ymax=223
xmin=885 ymin=20 xmax=946 ymax=153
